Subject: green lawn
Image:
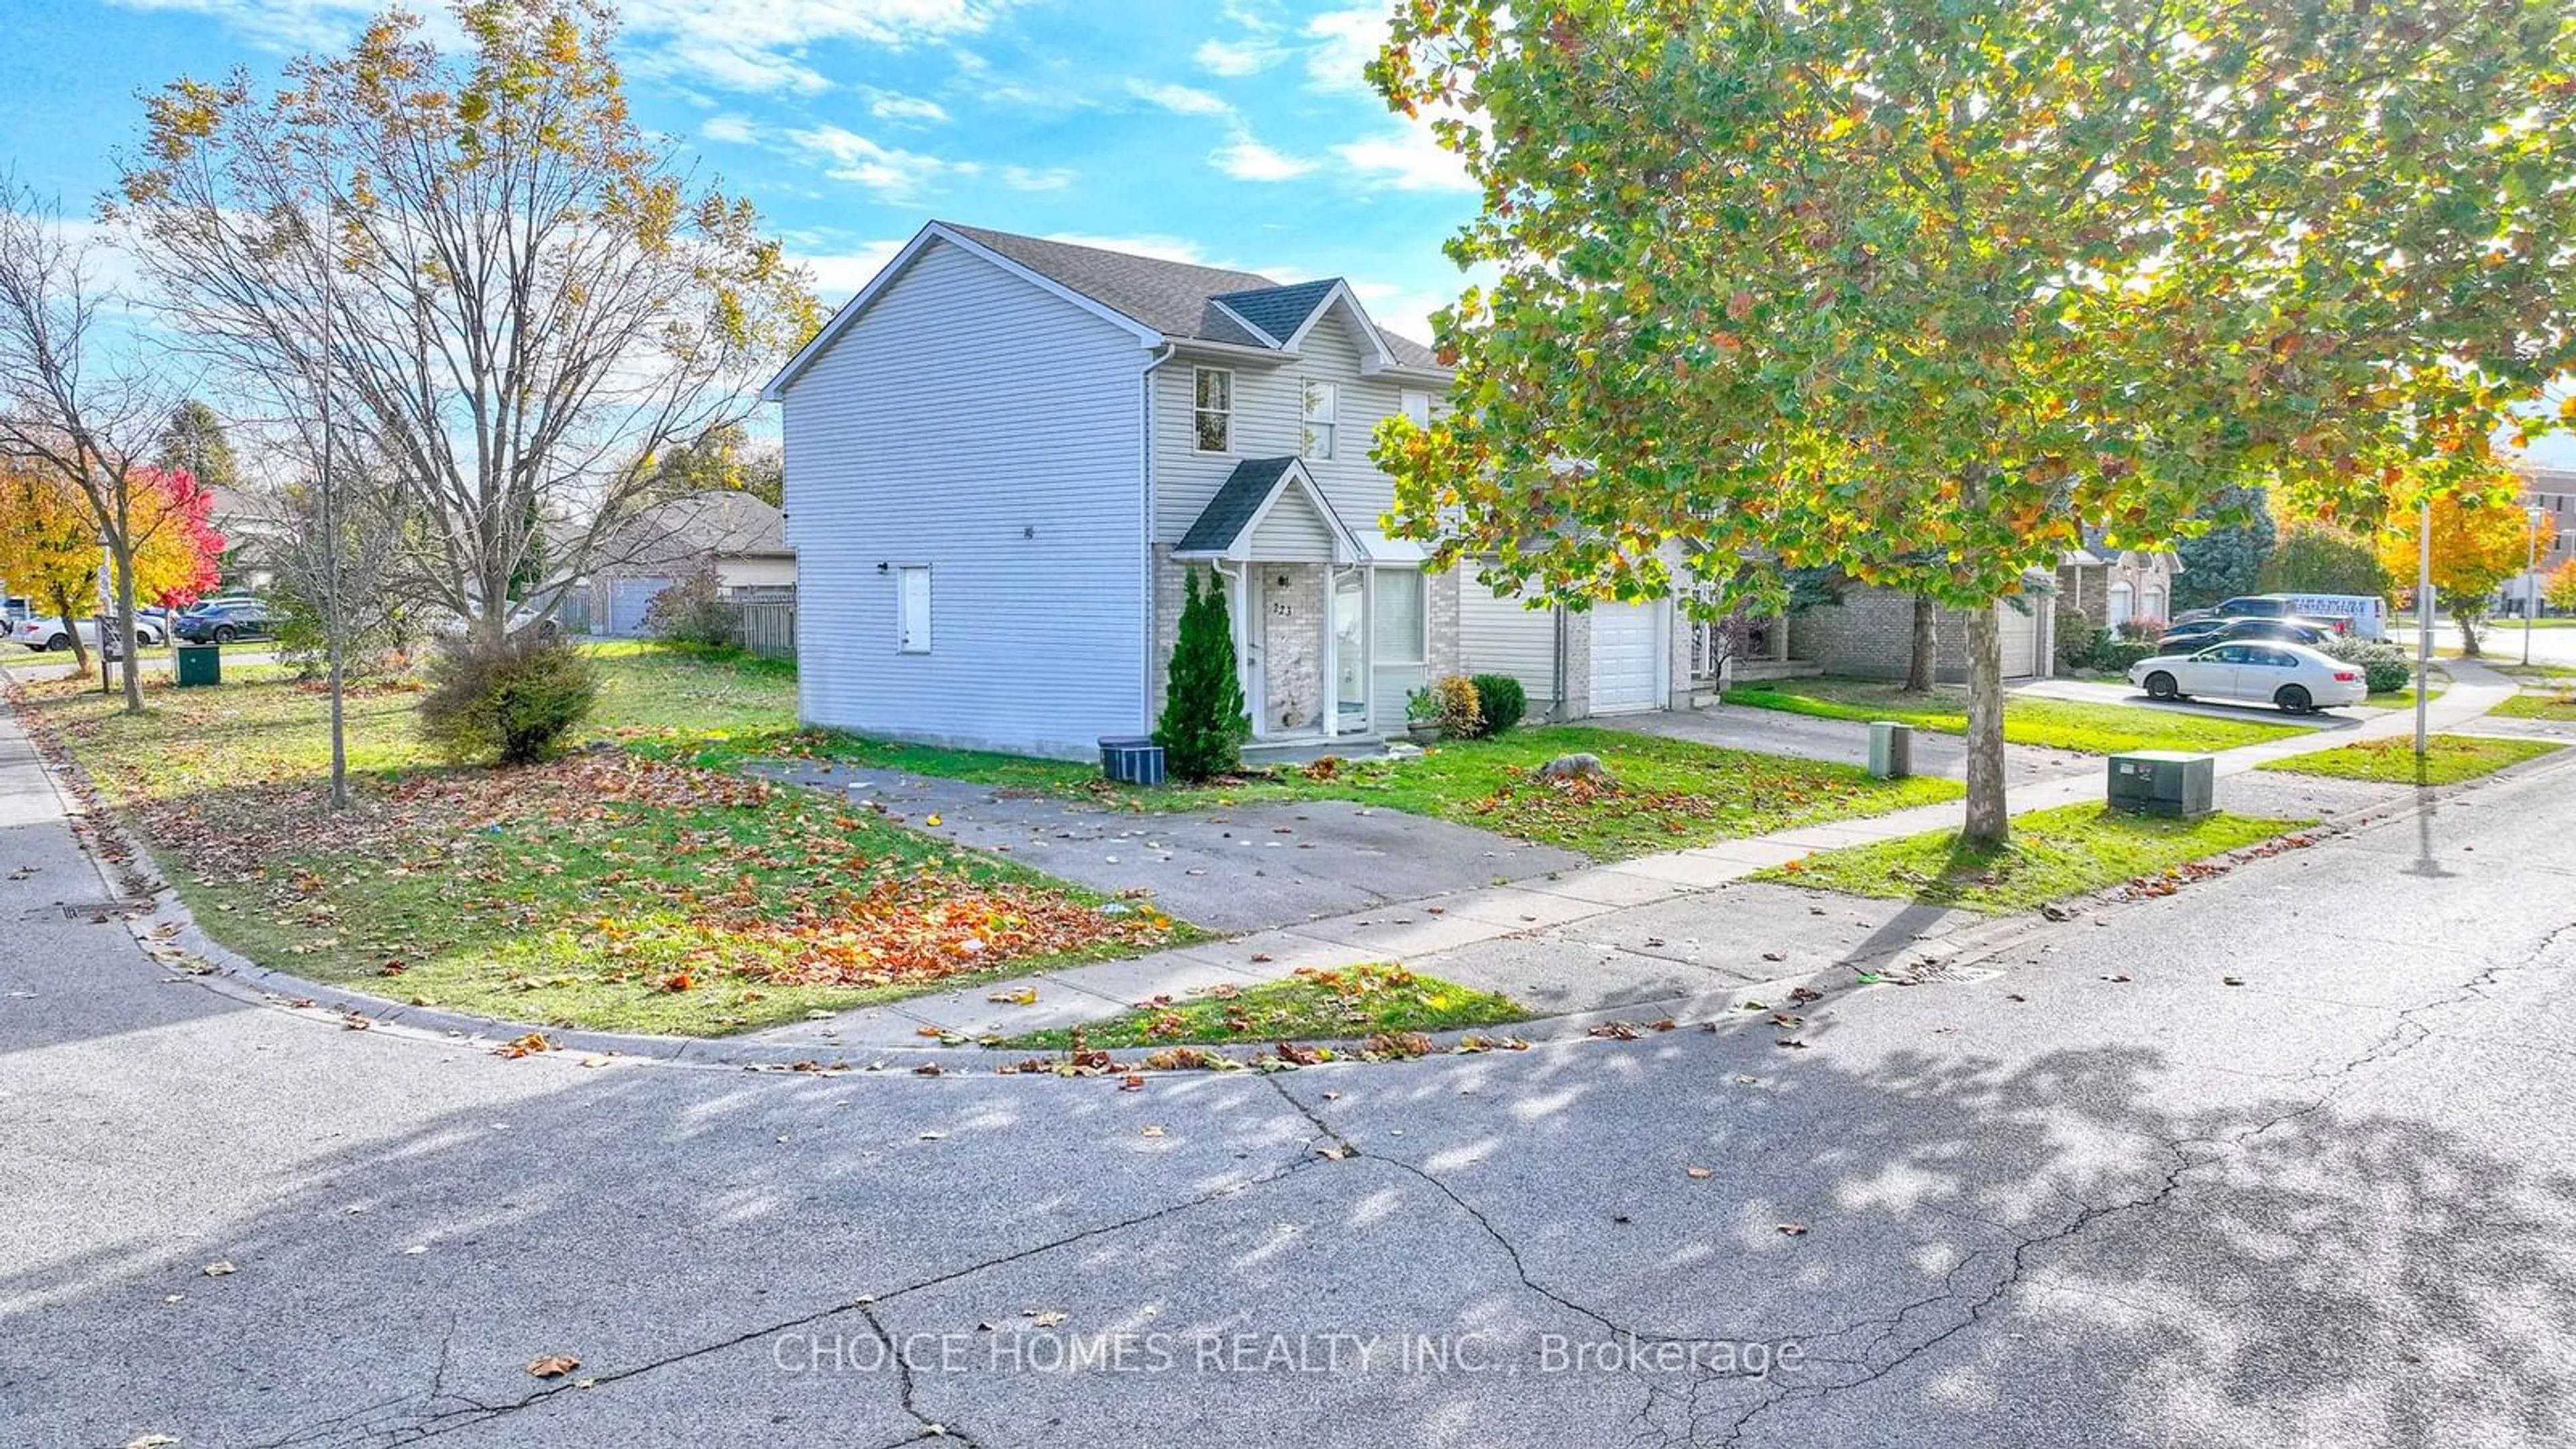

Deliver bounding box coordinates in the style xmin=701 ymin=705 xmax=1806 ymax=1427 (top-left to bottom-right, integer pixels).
xmin=1000 ymin=964 xmax=1527 ymax=1051
xmin=2257 ymin=733 xmax=2563 ymax=786
xmin=12 ymin=650 xmax=1195 ymax=1035
xmin=2489 ymin=661 xmax=2576 ymax=682
xmin=1723 ymin=677 xmax=2309 ymax=754
xmin=1753 ymin=802 xmax=2310 ymax=915
xmin=1176 ymin=726 xmax=1963 ymax=860
xmin=2491 ymin=692 xmax=2576 ymax=723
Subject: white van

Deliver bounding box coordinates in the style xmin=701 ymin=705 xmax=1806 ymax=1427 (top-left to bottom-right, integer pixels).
xmin=2208 ymin=593 xmax=2387 ymax=641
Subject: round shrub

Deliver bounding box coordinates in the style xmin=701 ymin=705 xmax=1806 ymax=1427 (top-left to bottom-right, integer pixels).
xmin=2324 ymin=635 xmax=2411 ymax=695
xmin=2097 ymin=639 xmax=2162 ymax=673
xmin=1468 ymin=672 xmax=1527 ymax=735
xmin=420 ymin=631 xmax=600 ymax=765
xmin=1431 ymin=675 xmax=1483 ymax=739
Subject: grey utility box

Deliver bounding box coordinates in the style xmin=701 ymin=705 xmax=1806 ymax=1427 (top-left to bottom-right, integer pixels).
xmin=2106 ymin=751 xmax=2215 ymax=820
xmin=1867 ymin=721 xmax=1915 ymax=780
xmin=1097 ymin=735 xmax=1167 ymax=787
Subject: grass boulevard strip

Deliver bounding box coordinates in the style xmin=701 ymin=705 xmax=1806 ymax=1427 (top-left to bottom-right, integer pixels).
xmin=5 ymin=643 xmax=1955 ymax=1036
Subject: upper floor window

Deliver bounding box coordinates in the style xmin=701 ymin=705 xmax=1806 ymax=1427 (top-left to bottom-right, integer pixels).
xmin=1301 ymin=380 xmax=1338 ymax=460
xmin=1399 ymin=389 xmax=1432 ymax=428
xmin=1193 ymin=368 xmax=1232 ymax=453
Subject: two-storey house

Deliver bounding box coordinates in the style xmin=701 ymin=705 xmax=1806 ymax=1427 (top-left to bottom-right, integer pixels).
xmin=764 ymin=222 xmax=1688 ymax=759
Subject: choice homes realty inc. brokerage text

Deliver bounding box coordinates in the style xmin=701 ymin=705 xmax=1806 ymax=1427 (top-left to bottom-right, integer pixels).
xmin=773 ymin=1330 xmax=1809 ymax=1381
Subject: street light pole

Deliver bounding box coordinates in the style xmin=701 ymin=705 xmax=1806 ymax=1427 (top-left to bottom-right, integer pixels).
xmin=2416 ymin=494 xmax=2432 ymax=759
xmin=2527 ymin=504 xmax=2546 ymax=669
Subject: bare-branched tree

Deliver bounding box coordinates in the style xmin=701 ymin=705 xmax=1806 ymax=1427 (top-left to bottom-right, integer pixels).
xmin=111 ymin=0 xmax=818 ymax=646
xmin=0 ymin=180 xmax=184 ymax=713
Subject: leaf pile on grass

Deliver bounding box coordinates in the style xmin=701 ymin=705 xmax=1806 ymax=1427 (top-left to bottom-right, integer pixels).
xmin=1003 ymin=963 xmax=1527 ymax=1051
xmin=1756 ymin=803 xmax=2312 ymax=915
xmin=2255 ymin=733 xmax=2563 ymax=784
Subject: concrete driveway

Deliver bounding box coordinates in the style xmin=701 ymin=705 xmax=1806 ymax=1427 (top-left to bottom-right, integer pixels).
xmin=11 ymin=698 xmax=2576 ymax=1449
xmin=751 ymin=760 xmax=1586 ymax=934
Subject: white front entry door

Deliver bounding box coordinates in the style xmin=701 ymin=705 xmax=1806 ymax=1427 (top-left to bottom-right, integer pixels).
xmin=1588 ymin=601 xmax=1662 ymax=714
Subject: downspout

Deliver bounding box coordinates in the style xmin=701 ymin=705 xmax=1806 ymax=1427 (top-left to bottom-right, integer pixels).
xmin=1552 ymin=604 xmax=1569 ymax=722
xmin=1139 ymin=342 xmax=1177 ymax=730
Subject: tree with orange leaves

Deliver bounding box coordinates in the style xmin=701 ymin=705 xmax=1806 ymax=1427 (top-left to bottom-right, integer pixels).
xmin=2380 ymin=476 xmax=2556 ymax=656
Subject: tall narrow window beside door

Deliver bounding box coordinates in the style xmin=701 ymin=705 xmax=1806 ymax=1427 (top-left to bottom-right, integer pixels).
xmin=1193 ymin=368 xmax=1231 ymax=452
xmin=896 ymin=566 xmax=931 ymax=653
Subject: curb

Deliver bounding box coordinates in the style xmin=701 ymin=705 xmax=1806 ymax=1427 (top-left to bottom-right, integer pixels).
xmin=7 ymin=674 xmax=2565 ymax=1079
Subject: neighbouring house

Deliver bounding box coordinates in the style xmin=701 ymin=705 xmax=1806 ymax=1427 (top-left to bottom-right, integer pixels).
xmin=763 ymin=221 xmax=1693 ymax=759
xmin=590 ymin=490 xmax=795 ymax=637
xmin=2507 ymin=465 xmax=2576 ymax=615
xmin=2058 ymin=525 xmax=2182 ymax=632
xmin=1783 ymin=581 xmax=2059 ymax=684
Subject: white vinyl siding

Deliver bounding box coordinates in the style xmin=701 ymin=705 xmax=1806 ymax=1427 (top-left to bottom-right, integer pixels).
xmin=776 ymin=235 xmax=1148 ymax=758
xmin=1458 ymin=576 xmax=1557 ymax=715
xmin=1193 ymin=367 xmax=1232 ymax=453
xmin=1152 ymin=311 xmax=1423 ymax=544
xmin=896 ymin=566 xmax=931 ymax=653
xmin=1248 ymin=492 xmax=1334 ymax=561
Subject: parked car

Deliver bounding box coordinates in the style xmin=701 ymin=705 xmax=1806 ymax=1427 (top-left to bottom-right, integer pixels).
xmin=2129 ymin=641 xmax=2367 ymax=714
xmin=173 ymin=602 xmax=274 ymax=645
xmin=11 ymin=615 xmax=166 ymax=651
xmin=2171 ymin=593 xmax=2381 ymax=639
xmin=2157 ymin=616 xmax=2335 ymax=651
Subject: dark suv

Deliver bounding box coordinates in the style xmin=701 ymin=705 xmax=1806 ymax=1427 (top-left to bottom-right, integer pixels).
xmin=174 ymin=602 xmax=274 ymax=645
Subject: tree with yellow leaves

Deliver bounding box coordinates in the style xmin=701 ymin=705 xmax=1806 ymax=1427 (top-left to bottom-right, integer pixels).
xmin=2381 ymin=478 xmax=2557 ymax=656
xmin=2546 ymin=556 xmax=2576 ymax=616
xmin=0 ymin=460 xmax=105 ymax=672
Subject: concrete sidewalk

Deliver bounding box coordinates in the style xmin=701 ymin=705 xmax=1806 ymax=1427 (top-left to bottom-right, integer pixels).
xmin=757 ymin=661 xmax=2521 ymax=1051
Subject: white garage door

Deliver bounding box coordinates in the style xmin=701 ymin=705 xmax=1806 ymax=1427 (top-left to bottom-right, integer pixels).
xmin=1996 ymin=600 xmax=2039 ymax=680
xmin=608 ymin=578 xmax=675 ymax=637
xmin=1588 ymin=602 xmax=1662 ymax=714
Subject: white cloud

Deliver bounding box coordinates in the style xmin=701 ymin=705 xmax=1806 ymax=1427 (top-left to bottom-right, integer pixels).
xmin=1002 ymin=165 xmax=1077 ymax=192
xmin=787 ymin=125 xmax=976 ymax=200
xmin=1126 ymin=78 xmax=1232 ymax=117
xmin=1194 ymin=36 xmax=1281 ymax=78
xmin=1303 ymin=6 xmax=1388 ymax=93
xmin=1334 ymin=124 xmax=1474 ymax=193
xmin=1044 ymin=233 xmax=1216 ymax=267
xmin=794 ymin=239 xmax=910 ymax=302
xmin=119 ymin=0 xmax=1013 ymax=95
xmin=868 ymin=92 xmax=951 ymax=125
xmin=1214 ymin=131 xmax=1317 ymax=182
xmin=701 ymin=113 xmax=759 ymax=145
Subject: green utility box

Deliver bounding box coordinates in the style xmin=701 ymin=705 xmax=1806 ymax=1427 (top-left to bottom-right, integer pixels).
xmin=2106 ymin=750 xmax=2214 ymax=820
xmin=175 ymin=643 xmax=222 ymax=688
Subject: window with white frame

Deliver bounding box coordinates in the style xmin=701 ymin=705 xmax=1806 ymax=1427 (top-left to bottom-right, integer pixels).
xmin=1399 ymin=389 xmax=1432 ymax=428
xmin=1372 ymin=569 xmax=1425 ymax=663
xmin=1193 ymin=368 xmax=1232 ymax=452
xmin=1301 ymin=380 xmax=1338 ymax=460
xmin=896 ymin=566 xmax=931 ymax=653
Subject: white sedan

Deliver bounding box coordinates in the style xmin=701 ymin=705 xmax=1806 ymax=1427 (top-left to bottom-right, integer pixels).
xmin=11 ymin=616 xmax=166 ymax=652
xmin=2128 ymin=641 xmax=2367 ymax=714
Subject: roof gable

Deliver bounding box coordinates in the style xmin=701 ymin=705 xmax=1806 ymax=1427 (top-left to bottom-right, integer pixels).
xmin=1174 ymin=457 xmax=1362 ymax=563
xmin=1209 ymin=280 xmax=1340 ymax=346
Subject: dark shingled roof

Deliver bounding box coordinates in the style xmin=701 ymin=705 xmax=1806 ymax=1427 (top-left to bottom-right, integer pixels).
xmin=1211 ymin=279 xmax=1340 ymax=344
xmin=939 ymin=222 xmax=1442 ymax=369
xmin=1177 ymin=458 xmax=1301 ymax=554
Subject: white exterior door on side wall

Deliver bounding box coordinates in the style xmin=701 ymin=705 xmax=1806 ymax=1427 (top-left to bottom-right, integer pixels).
xmin=1588 ymin=601 xmax=1663 ymax=714
xmin=608 ymin=578 xmax=675 ymax=637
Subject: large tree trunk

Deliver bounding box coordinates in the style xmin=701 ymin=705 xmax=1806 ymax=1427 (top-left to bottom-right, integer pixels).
xmin=43 ymin=582 xmax=90 ymax=676
xmin=1902 ymin=593 xmax=1937 ymax=693
xmin=1962 ymin=604 xmax=2010 ymax=845
xmin=109 ymin=536 xmax=144 ymax=714
xmin=2456 ymin=612 xmax=2482 ymax=657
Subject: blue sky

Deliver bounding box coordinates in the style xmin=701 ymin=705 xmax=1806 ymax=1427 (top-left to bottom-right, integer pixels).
xmin=0 ymin=0 xmax=1479 ymax=345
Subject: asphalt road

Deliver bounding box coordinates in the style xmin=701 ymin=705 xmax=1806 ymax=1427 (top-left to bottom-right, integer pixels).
xmin=7 ymin=715 xmax=2576 ymax=1447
